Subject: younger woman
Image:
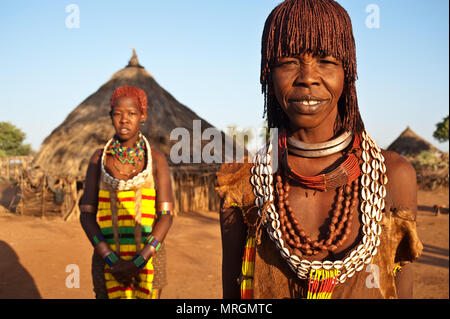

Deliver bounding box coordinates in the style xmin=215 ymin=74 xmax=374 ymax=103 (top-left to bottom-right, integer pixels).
xmin=80 ymin=86 xmax=173 ymax=299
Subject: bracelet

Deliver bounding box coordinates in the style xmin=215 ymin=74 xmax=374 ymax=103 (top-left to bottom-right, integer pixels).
xmin=90 ymin=233 xmax=105 ymax=247
xmin=80 ymin=204 xmax=96 ymax=213
xmin=156 ymin=202 xmax=173 ymax=211
xmin=156 ymin=209 xmax=172 ymax=217
xmin=145 ymin=236 xmax=161 ymax=252
xmin=105 ymin=251 xmax=119 ymax=267
xmin=393 ymin=265 xmax=402 ymax=276
xmin=132 ymin=254 xmax=148 ymax=270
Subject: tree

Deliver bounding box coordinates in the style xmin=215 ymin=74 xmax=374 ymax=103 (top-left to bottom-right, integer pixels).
xmin=433 ymin=116 xmax=449 ymax=143
xmin=0 ymin=122 xmax=32 ymax=157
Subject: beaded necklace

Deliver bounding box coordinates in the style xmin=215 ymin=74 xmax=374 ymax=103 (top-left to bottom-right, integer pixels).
xmin=275 ymin=174 xmax=359 ymax=256
xmin=101 ymin=134 xmax=152 ymax=191
xmin=107 ymin=133 xmax=146 ymax=164
xmin=250 ymin=130 xmax=387 ymax=298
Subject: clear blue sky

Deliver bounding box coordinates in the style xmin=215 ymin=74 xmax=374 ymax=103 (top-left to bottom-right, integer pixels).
xmin=0 ymin=0 xmax=448 ymax=152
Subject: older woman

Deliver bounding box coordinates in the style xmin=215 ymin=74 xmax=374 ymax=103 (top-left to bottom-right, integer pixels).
xmin=218 ymin=0 xmax=422 ymax=299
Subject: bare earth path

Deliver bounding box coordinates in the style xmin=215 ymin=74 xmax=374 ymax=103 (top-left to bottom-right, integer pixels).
xmin=0 ymin=208 xmax=222 ymax=299
xmin=0 ymin=186 xmax=448 ymax=299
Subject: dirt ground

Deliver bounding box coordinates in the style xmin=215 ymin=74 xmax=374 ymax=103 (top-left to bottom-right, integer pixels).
xmin=0 ymin=183 xmax=448 ymax=299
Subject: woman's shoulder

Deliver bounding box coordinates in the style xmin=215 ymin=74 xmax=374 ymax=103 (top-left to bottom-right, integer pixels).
xmin=150 ymin=147 xmax=170 ymax=181
xmin=150 ymin=147 xmax=167 ymax=164
xmin=83 ymin=148 xmax=103 ymax=191
xmin=90 ymin=148 xmax=103 ymax=164
xmin=381 ymin=149 xmax=416 ymax=183
xmin=381 ymin=149 xmax=417 ymax=212
xmin=216 ymin=158 xmax=255 ymax=210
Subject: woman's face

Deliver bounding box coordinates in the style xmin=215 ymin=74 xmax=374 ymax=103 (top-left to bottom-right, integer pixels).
xmin=110 ymin=97 xmax=146 ymax=143
xmin=271 ymin=52 xmax=345 ymax=132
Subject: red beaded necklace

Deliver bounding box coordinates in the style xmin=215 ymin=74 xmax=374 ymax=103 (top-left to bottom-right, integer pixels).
xmin=275 ymin=173 xmax=359 ymax=256
xmin=275 ymin=129 xmax=363 ymax=256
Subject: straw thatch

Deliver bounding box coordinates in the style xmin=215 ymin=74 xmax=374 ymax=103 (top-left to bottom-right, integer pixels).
xmin=33 ymin=50 xmax=233 ymax=178
xmin=387 ymin=126 xmax=442 ymax=157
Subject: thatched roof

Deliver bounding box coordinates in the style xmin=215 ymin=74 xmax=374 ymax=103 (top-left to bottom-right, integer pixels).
xmin=387 ymin=126 xmax=442 ymax=157
xmin=33 ymin=50 xmax=233 ymax=178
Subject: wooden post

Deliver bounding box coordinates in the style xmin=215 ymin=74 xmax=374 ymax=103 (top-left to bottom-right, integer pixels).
xmin=74 ymin=181 xmax=81 ymax=220
xmin=14 ymin=159 xmax=19 ymax=181
xmin=64 ymin=187 xmax=83 ymax=222
xmin=60 ymin=178 xmax=65 ymax=217
xmin=19 ymin=173 xmax=24 ymax=215
xmin=41 ymin=175 xmax=46 ymax=218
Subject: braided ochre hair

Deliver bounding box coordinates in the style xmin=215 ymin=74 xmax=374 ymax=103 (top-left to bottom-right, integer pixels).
xmin=110 ymin=86 xmax=148 ymax=116
xmin=261 ymin=0 xmax=364 ymax=133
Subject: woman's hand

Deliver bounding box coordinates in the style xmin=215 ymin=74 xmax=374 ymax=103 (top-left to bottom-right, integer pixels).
xmin=110 ymin=259 xmax=141 ymax=288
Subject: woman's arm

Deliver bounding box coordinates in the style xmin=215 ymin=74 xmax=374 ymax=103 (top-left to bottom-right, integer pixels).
xmin=395 ymin=263 xmax=414 ymax=298
xmin=138 ymin=148 xmax=174 ymax=261
xmin=220 ymin=204 xmax=247 ymax=299
xmin=79 ymin=149 xmax=137 ymax=286
xmin=79 ymin=149 xmax=113 ymax=259
xmin=383 ymin=150 xmax=418 ymax=299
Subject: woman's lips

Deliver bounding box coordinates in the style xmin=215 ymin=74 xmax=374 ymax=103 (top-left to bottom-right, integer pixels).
xmin=288 ymin=97 xmax=329 ymax=114
xmin=118 ymin=128 xmax=130 ymax=135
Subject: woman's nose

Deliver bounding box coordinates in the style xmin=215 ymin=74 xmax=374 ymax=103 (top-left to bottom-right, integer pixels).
xmin=293 ymin=53 xmax=320 ymax=87
xmin=119 ymin=115 xmax=129 ymax=123
xmin=294 ymin=63 xmax=320 ymax=88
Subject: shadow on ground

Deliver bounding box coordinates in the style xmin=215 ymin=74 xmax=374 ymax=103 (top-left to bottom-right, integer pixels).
xmin=416 ymin=243 xmax=449 ymax=269
xmin=0 ymin=240 xmax=41 ymax=298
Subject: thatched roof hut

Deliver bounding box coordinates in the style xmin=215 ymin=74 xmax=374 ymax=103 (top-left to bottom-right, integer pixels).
xmin=29 ymin=50 xmax=236 ymax=216
xmin=387 ymin=126 xmax=442 ymax=157
xmin=33 ymin=50 xmax=233 ymax=178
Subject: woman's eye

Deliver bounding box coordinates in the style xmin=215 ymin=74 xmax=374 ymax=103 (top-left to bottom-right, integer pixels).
xmin=320 ymin=59 xmax=338 ymax=65
xmin=276 ymin=59 xmax=298 ymax=67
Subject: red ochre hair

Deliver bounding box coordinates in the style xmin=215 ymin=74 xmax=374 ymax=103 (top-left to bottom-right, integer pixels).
xmin=110 ymin=86 xmax=148 ymax=116
xmin=261 ymin=0 xmax=364 ymax=134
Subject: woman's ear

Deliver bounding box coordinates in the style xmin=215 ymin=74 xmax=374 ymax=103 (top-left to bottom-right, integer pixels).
xmin=140 ymin=112 xmax=147 ymax=123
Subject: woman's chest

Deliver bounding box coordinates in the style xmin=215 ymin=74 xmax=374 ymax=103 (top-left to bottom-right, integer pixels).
xmin=104 ymin=156 xmax=147 ymax=180
xmin=275 ymin=182 xmax=362 ymax=261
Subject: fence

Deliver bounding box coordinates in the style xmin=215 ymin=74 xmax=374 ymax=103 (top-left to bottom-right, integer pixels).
xmin=1 ymin=157 xmax=221 ymax=219
xmin=0 ymin=156 xmax=33 ymax=181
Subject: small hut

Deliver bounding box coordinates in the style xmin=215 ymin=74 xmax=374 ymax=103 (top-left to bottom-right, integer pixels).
xmin=388 ymin=126 xmax=448 ymax=189
xmin=387 ymin=126 xmax=442 ymax=157
xmin=25 ymin=50 xmax=235 ymax=219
